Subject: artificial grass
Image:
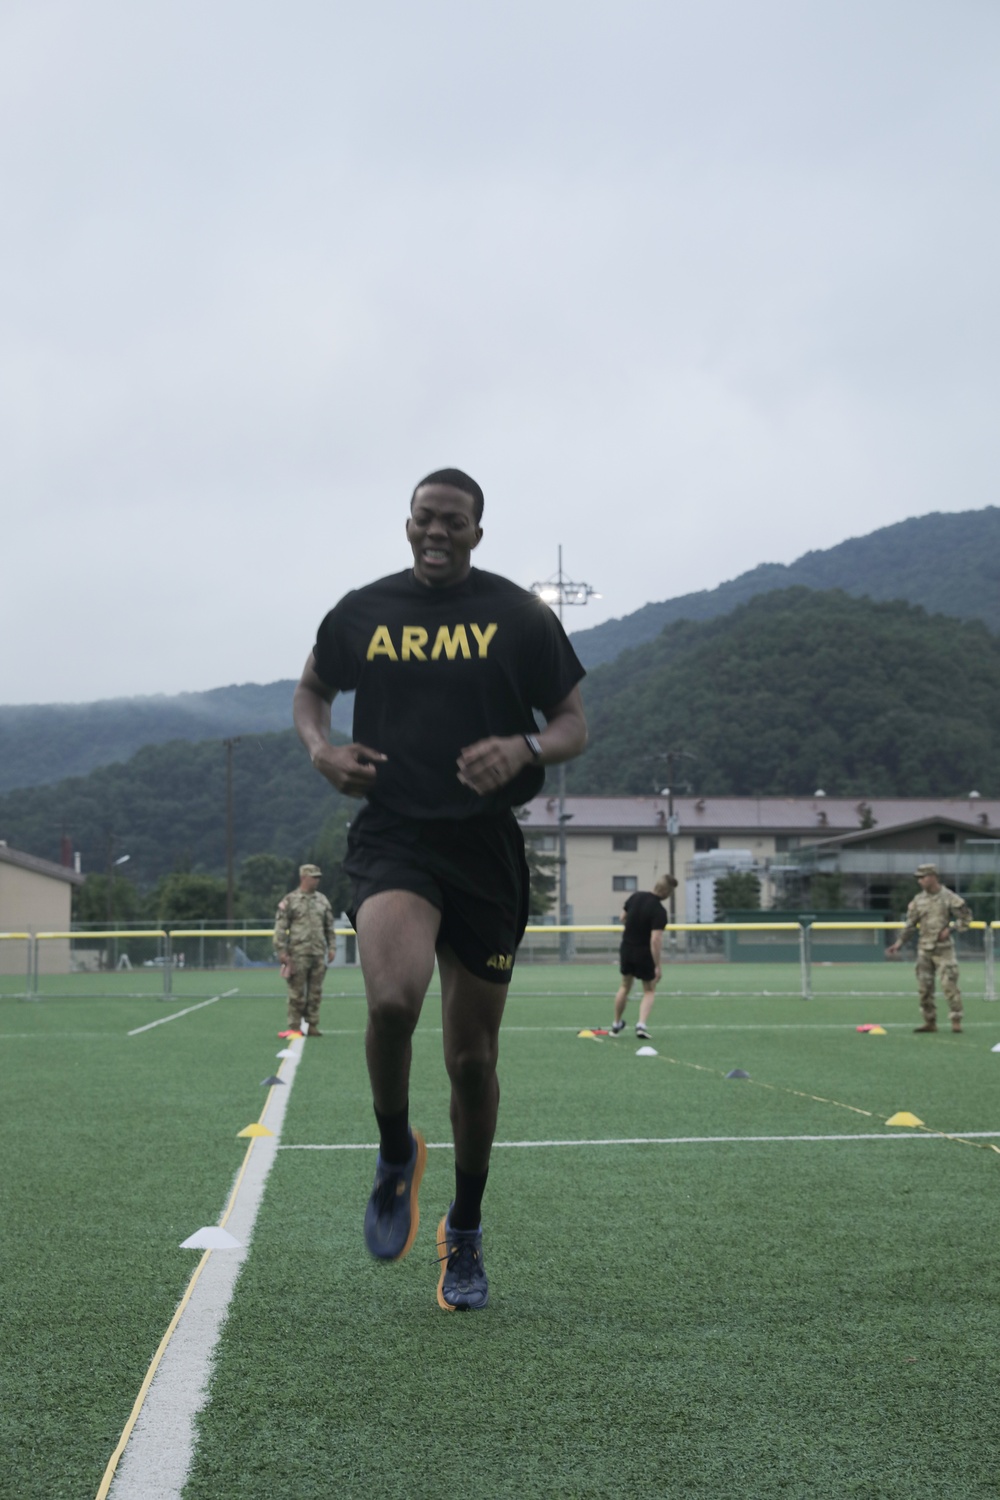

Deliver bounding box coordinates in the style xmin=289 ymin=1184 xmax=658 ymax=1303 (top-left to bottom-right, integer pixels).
xmin=0 ymin=993 xmax=277 ymax=1500
xmin=2 ymin=970 xmax=999 ymax=1497
xmin=186 ymin=977 xmax=1000 ymax=1499
xmin=185 ymin=1139 xmax=1000 ymax=1498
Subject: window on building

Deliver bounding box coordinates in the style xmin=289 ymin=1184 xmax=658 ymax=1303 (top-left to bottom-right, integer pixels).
xmin=694 ymin=836 xmax=719 ymax=852
xmin=612 ymin=834 xmax=638 ymax=851
xmin=937 ymin=832 xmax=956 ymax=846
xmin=612 ymin=875 xmax=638 ymax=892
xmin=532 ymin=835 xmax=557 ymax=852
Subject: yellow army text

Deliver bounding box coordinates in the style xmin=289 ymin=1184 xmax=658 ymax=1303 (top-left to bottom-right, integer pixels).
xmin=366 ymin=623 xmax=499 ymax=662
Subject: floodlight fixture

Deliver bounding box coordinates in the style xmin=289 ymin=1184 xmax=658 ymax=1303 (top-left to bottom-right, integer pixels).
xmin=530 ymin=545 xmax=599 ymax=621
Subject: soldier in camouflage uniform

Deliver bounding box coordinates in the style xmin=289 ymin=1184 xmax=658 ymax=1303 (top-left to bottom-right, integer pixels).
xmin=886 ymin=863 xmax=971 ymax=1033
xmin=273 ymin=863 xmax=337 ymax=1036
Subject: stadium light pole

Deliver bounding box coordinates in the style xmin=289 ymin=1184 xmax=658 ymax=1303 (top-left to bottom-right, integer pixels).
xmin=530 ymin=547 xmax=600 ymax=960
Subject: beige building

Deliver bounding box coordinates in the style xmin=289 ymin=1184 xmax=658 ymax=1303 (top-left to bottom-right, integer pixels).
xmin=0 ymin=842 xmax=84 ymax=975
xmin=519 ymin=794 xmax=1000 ymax=924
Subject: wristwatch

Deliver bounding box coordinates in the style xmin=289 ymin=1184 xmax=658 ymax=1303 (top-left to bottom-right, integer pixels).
xmin=523 ymin=733 xmax=542 ymax=759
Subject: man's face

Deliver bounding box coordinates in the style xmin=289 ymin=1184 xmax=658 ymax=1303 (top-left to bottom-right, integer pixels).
xmin=301 ymin=874 xmax=321 ymax=892
xmin=406 ymin=484 xmax=482 ymax=587
xmin=918 ymin=873 xmax=941 ymax=894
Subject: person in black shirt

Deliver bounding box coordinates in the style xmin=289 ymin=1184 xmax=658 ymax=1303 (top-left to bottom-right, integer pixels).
xmin=608 ymin=876 xmax=677 ymax=1040
xmin=293 ymin=468 xmax=587 ymax=1310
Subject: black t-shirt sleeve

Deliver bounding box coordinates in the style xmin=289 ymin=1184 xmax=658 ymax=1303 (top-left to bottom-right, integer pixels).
xmin=521 ymin=601 xmax=586 ymax=713
xmin=313 ymin=595 xmax=360 ymax=691
xmin=649 ymin=901 xmax=668 ymax=931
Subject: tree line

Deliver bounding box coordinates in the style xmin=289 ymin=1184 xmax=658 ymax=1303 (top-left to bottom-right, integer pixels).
xmin=4 ymin=588 xmax=999 ymax=924
xmin=568 ymin=588 xmax=1000 ymax=798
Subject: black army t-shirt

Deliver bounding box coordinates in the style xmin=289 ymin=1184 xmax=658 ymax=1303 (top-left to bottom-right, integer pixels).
xmin=621 ymin=891 xmax=668 ymax=948
xmin=312 ymin=568 xmax=585 ymax=820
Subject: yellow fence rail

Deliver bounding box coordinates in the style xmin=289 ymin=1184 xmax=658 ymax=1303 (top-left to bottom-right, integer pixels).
xmin=3 ymin=920 xmax=995 ymax=1001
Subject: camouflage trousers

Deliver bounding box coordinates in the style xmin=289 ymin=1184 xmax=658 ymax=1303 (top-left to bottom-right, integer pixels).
xmin=915 ymin=947 xmax=962 ymax=1024
xmin=285 ymin=952 xmax=328 ymax=1029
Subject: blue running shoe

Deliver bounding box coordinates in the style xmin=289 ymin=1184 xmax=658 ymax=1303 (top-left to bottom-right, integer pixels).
xmin=363 ymin=1129 xmax=426 ymax=1261
xmin=436 ymin=1209 xmax=489 ymax=1311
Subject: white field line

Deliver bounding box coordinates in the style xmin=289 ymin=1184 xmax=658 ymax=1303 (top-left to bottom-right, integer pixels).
xmin=1 ymin=1020 xmax=995 ymax=1043
xmin=504 ymin=1021 xmax=1000 ymax=1032
xmin=165 ymin=1021 xmax=997 ymax=1036
xmin=105 ymin=1038 xmax=302 ymax=1500
xmin=280 ymin=1131 xmax=1000 ymax=1151
xmin=0 ymin=1031 xmax=127 ymax=1040
xmin=127 ymin=991 xmax=238 ymax=1036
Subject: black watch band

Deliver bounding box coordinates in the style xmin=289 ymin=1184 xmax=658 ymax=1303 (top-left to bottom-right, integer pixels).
xmin=523 ymin=733 xmax=542 ymax=760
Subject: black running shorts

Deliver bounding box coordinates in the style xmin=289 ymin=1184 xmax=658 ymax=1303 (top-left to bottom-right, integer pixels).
xmin=619 ymin=942 xmax=656 ymax=983
xmin=344 ymin=803 xmax=530 ymax=985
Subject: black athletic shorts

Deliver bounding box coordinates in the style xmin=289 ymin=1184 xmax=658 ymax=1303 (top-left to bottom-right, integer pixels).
xmin=344 ymin=802 xmax=530 ymax=985
xmin=619 ymin=942 xmax=656 ymax=983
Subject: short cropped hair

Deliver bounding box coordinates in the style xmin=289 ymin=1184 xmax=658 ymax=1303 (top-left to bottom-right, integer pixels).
xmin=653 ymin=876 xmax=678 ymax=899
xmin=412 ymin=468 xmax=484 ymax=523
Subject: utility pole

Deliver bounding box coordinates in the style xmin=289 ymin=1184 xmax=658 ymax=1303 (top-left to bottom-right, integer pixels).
xmin=105 ymin=835 xmax=130 ymax=968
xmin=224 ymin=738 xmax=241 ymax=927
xmin=664 ymin=753 xmax=679 ymax=925
xmin=656 ymin=748 xmax=694 ymax=926
xmin=530 ymin=547 xmax=599 ymax=960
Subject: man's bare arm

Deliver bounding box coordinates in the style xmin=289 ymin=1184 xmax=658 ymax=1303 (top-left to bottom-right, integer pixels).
xmin=457 ymin=685 xmax=588 ymax=794
xmin=293 ymin=653 xmax=387 ymax=798
xmin=650 ymin=927 xmax=664 ymax=979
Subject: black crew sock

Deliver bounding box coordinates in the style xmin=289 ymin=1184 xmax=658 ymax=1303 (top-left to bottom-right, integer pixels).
xmin=451 ymin=1165 xmax=489 ymax=1231
xmin=374 ymin=1104 xmax=411 ymax=1166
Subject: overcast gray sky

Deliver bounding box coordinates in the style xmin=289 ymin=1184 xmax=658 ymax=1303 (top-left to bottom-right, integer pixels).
xmin=3 ymin=0 xmax=998 ymax=706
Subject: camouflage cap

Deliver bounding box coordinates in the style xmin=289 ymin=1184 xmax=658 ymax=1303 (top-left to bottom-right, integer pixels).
xmin=299 ymin=863 xmax=322 ymax=878
xmin=915 ymin=863 xmax=939 ymax=878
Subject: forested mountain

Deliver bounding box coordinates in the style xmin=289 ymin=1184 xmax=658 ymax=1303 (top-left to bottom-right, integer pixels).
xmin=570 ymin=506 xmax=1000 ymax=668
xmin=2 ymin=507 xmax=995 ymax=794
xmin=0 ymin=729 xmax=351 ymax=886
xmin=4 ymin=592 xmax=998 ymax=889
xmin=0 ymin=683 xmax=355 ymax=794
xmin=568 ymin=589 xmax=1000 ymax=797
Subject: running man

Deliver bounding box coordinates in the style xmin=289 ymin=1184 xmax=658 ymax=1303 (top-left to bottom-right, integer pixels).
xmin=609 ymin=875 xmax=677 ymax=1039
xmin=293 ymin=469 xmax=587 ymax=1309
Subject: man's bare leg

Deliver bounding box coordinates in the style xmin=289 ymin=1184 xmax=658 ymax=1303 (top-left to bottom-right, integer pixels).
xmin=356 ymin=889 xmax=440 ymax=1118
xmin=637 ymin=980 xmax=658 ymax=1028
xmin=355 ymin=890 xmax=440 ymax=1261
xmin=436 ymin=944 xmax=506 ymax=1310
xmin=439 ymin=943 xmax=508 ymax=1181
xmin=612 ymin=974 xmax=633 ymax=1023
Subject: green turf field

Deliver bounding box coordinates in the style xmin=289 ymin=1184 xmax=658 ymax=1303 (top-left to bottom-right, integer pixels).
xmin=3 ymin=966 xmax=999 ymax=1498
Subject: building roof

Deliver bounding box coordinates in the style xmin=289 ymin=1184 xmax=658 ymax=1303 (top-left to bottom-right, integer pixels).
xmin=518 ymin=794 xmax=1000 ymax=836
xmin=0 ymin=842 xmax=85 ymax=886
xmin=808 ymin=814 xmax=1000 ymax=851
